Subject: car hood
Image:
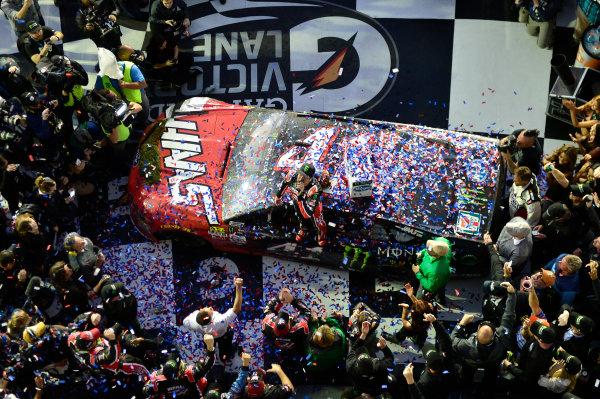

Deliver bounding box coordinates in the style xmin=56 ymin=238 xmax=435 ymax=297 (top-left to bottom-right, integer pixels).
xmin=129 ymin=98 xmax=251 ymax=230
xmin=222 ymin=112 xmax=500 ymax=240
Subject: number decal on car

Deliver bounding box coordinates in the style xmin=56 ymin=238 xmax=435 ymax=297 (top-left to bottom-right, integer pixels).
xmin=274 ymin=126 xmax=339 ymax=171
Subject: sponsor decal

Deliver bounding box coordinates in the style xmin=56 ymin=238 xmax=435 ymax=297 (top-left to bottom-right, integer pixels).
xmin=160 ymin=118 xmax=219 ymax=225
xmin=160 ymin=224 xmax=192 ymax=233
xmin=455 ymin=210 xmax=482 ymax=235
xmin=153 ymin=0 xmax=398 ymax=117
xmin=209 ymin=226 xmax=229 ymax=240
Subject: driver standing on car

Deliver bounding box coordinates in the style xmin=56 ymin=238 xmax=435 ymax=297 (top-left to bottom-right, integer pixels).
xmin=275 ymin=163 xmax=327 ymax=247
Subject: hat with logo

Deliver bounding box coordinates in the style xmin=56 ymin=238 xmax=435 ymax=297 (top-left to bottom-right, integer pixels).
xmin=75 ymin=328 xmax=101 ymax=350
xmin=568 ymin=312 xmax=594 ymax=335
xmin=543 ymin=202 xmax=568 ymax=221
xmin=423 ymin=343 xmax=444 ymax=371
xmin=531 ymin=320 xmax=555 ymax=344
xmin=540 ymin=269 xmax=556 ymax=287
xmin=26 ymin=21 xmax=41 ymax=33
xmin=297 ymin=163 xmax=315 ymax=179
xmin=570 ymin=183 xmax=593 ymax=198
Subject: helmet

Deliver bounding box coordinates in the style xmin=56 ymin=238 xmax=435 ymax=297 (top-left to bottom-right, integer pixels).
xmin=20 ymin=91 xmax=40 ymax=108
xmin=297 ymin=163 xmax=315 ymax=179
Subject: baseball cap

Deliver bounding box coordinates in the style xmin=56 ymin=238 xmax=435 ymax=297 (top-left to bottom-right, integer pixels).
xmin=482 ymin=280 xmax=508 ymax=297
xmin=75 ymin=328 xmax=101 ymax=350
xmin=543 ymin=202 xmax=568 ymax=221
xmin=540 ymin=269 xmax=556 ymax=287
xmin=570 ymin=183 xmax=593 ymax=198
xmin=531 ymin=320 xmax=555 ymax=344
xmin=297 ymin=163 xmax=315 ymax=179
xmin=568 ymin=312 xmax=594 ymax=335
xmin=26 ymin=21 xmax=41 ymax=33
xmin=423 ymin=343 xmax=444 ymax=371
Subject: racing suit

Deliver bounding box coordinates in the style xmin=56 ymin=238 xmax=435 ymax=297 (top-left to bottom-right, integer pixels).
xmin=262 ymin=296 xmax=310 ymax=352
xmin=142 ymin=348 xmax=215 ymax=398
xmin=67 ymin=325 xmax=148 ymax=376
xmin=276 ymin=172 xmax=327 ymax=244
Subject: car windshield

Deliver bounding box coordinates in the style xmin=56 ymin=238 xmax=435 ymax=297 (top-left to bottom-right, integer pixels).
xmin=221 ymin=109 xmax=290 ymax=221
xmin=222 ymin=110 xmax=459 ymax=231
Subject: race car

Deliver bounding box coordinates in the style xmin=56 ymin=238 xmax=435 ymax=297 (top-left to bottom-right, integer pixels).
xmin=129 ymin=98 xmax=505 ymax=277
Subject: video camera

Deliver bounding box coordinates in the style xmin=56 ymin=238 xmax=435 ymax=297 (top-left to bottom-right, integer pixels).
xmin=37 ymin=55 xmax=88 ymax=94
xmin=0 ymin=97 xmax=25 ymax=139
xmin=498 ymin=135 xmax=517 ymax=154
xmin=81 ymin=6 xmax=121 ymax=42
xmin=81 ymin=91 xmax=135 ymax=130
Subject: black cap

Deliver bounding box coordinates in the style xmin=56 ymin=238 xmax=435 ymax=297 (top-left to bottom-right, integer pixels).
xmin=531 ymin=320 xmax=555 ymax=344
xmin=355 ymin=347 xmax=374 ymax=376
xmin=543 ymin=202 xmax=568 ymax=221
xmin=565 ymin=355 xmax=582 ymax=375
xmin=26 ymin=21 xmax=41 ymax=33
xmin=569 ymin=312 xmax=594 ymax=335
xmin=100 ymin=282 xmax=124 ymax=301
xmin=298 ymin=163 xmax=315 ymax=179
xmin=423 ymin=343 xmax=444 ymax=371
xmin=482 ymin=280 xmax=508 ymax=297
xmin=570 ymin=183 xmax=593 ymax=198
xmin=162 ymin=353 xmax=182 ymax=380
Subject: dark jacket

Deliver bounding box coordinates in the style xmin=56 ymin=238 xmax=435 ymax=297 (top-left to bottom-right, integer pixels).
xmin=346 ymin=337 xmax=395 ymax=396
xmin=507 ymin=338 xmax=554 ymax=384
xmin=451 ymin=291 xmax=516 ymax=368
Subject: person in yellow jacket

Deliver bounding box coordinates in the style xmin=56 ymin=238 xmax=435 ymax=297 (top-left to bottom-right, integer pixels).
xmin=93 ymin=47 xmax=148 ymax=129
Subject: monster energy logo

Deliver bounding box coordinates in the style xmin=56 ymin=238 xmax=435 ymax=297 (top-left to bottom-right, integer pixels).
xmin=377 ymin=246 xmax=416 ymax=259
xmin=343 ymin=246 xmax=371 ymax=269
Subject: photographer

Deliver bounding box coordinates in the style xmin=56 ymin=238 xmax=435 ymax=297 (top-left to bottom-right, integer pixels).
xmin=81 ymin=90 xmax=136 ymax=172
xmin=21 ymin=91 xmax=64 ymax=162
xmin=0 ymin=0 xmax=43 ymax=37
xmin=0 ymin=96 xmax=29 ymax=162
xmin=75 ymin=0 xmax=122 ymax=50
xmin=499 ymin=129 xmax=543 ymax=175
xmin=146 ymin=32 xmax=197 ymax=87
xmin=21 ymin=21 xmax=64 ymax=67
xmin=149 ymin=0 xmax=190 ymax=38
xmin=0 ymin=59 xmax=35 ymax=99
xmin=94 ymin=48 xmax=148 ymax=129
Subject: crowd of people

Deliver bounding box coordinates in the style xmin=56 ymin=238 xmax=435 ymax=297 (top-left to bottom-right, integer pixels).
xmin=1 ymin=0 xmax=600 ymax=398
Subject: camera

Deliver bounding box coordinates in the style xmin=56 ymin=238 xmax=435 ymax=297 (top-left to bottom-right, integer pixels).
xmin=498 ymin=135 xmax=516 ymax=154
xmin=81 ymin=7 xmax=121 ymax=41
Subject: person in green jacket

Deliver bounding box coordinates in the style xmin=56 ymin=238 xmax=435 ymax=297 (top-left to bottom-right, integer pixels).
xmin=412 ymin=237 xmax=452 ymax=305
xmin=305 ymin=310 xmax=348 ymax=379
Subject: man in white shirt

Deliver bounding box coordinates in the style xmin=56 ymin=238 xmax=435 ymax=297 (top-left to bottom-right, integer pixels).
xmin=183 ymin=277 xmax=243 ymax=361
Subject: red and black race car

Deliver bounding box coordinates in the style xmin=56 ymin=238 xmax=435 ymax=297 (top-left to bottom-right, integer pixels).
xmin=129 ymin=98 xmax=505 ymax=277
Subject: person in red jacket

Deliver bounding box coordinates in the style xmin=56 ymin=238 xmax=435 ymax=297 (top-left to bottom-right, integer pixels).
xmin=67 ymin=322 xmax=148 ymax=376
xmin=262 ymin=288 xmax=310 ymax=353
xmin=275 ymin=163 xmax=327 ymax=246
